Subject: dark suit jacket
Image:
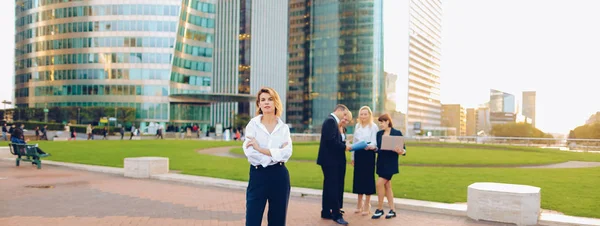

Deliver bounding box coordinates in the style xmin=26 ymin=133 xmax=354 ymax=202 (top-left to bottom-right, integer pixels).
xmin=317 ymin=115 xmax=347 ymax=166
xmin=375 ymin=128 xmax=406 ymax=175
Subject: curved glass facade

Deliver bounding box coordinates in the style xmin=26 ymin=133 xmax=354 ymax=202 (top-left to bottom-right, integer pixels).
xmin=15 ymin=0 xmax=261 ymax=131
xmin=14 ymin=0 xmax=200 ymax=130
xmin=168 ymin=0 xmax=216 ymax=128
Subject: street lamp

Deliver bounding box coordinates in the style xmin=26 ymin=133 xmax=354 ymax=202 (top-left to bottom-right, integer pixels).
xmin=77 ymin=108 xmax=81 ymax=124
xmin=44 ymin=103 xmax=48 ymax=123
xmin=114 ymin=107 xmax=118 ymax=128
xmin=231 ymin=110 xmax=235 ymax=131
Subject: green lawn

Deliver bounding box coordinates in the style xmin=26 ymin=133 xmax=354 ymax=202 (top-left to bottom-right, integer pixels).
xmin=230 ymin=142 xmax=600 ymax=166
xmin=4 ymin=140 xmax=600 ymax=219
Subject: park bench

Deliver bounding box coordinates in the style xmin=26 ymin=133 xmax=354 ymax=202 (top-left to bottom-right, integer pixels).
xmin=8 ymin=143 xmax=49 ymax=169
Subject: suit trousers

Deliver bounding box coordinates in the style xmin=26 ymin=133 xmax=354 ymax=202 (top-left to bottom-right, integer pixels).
xmin=246 ymin=163 xmax=290 ymax=226
xmin=321 ymin=164 xmax=346 ymax=218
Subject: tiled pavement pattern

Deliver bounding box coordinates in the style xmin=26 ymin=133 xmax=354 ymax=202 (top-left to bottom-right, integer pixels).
xmin=0 ymin=161 xmax=512 ymax=226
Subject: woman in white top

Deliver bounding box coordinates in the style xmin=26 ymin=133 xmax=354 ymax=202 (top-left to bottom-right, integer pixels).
xmin=243 ymin=87 xmax=293 ymax=226
xmin=350 ymin=106 xmax=378 ymax=215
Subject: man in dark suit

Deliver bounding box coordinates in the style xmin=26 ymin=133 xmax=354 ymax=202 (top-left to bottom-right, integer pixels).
xmin=317 ymin=104 xmax=352 ymax=225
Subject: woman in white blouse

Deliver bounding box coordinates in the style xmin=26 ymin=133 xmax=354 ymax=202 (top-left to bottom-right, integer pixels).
xmin=351 ymin=106 xmax=378 ymax=215
xmin=243 ymin=87 xmax=293 ymax=226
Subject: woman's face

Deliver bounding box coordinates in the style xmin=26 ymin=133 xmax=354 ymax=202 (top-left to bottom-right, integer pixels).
xmin=378 ymin=120 xmax=390 ymax=130
xmin=342 ymin=112 xmax=353 ymax=127
xmin=359 ymin=109 xmax=370 ymax=123
xmin=259 ymin=92 xmax=275 ymax=115
xmin=340 ymin=116 xmax=349 ymax=127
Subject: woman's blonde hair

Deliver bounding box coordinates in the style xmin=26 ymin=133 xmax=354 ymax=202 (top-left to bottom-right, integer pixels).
xmin=255 ymin=87 xmax=283 ymax=117
xmin=358 ymin=106 xmax=374 ymax=127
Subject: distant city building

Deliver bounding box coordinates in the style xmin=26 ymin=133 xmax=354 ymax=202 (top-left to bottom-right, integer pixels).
xmin=476 ymin=106 xmax=491 ymax=134
xmin=384 ymin=72 xmax=398 ymax=113
xmin=490 ymin=112 xmax=517 ymax=126
xmin=490 ymin=89 xmax=515 ymax=113
xmin=489 ymin=89 xmax=516 ymax=126
xmin=405 ymin=0 xmax=443 ymax=137
xmin=384 ymin=72 xmax=407 ymax=133
xmin=388 ymin=111 xmax=407 ymax=134
xmin=522 ymin=91 xmax=536 ymax=127
xmin=441 ymin=104 xmax=466 ymax=136
xmin=466 ymin=108 xmax=477 ymax=136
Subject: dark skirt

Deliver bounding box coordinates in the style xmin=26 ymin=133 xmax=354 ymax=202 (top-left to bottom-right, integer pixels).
xmin=352 ymin=149 xmax=376 ymax=195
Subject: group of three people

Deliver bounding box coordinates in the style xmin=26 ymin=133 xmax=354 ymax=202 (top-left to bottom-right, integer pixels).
xmin=242 ymin=87 xmax=406 ymax=226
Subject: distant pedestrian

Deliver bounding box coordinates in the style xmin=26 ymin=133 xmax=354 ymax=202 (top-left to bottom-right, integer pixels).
xmin=40 ymin=125 xmax=48 ymax=140
xmin=103 ymin=127 xmax=108 ymax=140
xmin=156 ymin=125 xmax=164 ymax=139
xmin=2 ymin=123 xmax=9 ymax=141
xmin=130 ymin=125 xmax=136 ymax=140
xmin=34 ymin=126 xmax=40 ymax=140
xmin=87 ymin=124 xmax=93 ymax=140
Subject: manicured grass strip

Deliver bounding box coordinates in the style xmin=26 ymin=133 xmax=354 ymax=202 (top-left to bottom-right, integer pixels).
xmin=230 ymin=144 xmax=600 ymax=166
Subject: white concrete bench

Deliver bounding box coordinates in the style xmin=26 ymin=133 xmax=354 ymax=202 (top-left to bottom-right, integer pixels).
xmin=467 ymin=182 xmax=541 ymax=226
xmin=53 ymin=137 xmax=68 ymax=141
xmin=124 ymin=157 xmax=169 ymax=178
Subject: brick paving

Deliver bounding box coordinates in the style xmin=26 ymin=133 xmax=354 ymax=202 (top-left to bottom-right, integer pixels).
xmin=0 ymin=161 xmax=513 ymax=226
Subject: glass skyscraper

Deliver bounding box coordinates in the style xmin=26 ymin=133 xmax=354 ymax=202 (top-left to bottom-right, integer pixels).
xmin=14 ymin=0 xmax=255 ymax=132
xmin=490 ymin=89 xmax=515 ymax=113
xmin=287 ymin=0 xmax=384 ymax=133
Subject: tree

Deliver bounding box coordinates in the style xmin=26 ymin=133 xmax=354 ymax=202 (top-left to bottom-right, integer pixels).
xmin=490 ymin=122 xmax=553 ymax=138
xmin=568 ymin=130 xmax=576 ymax=139
xmin=234 ymin=113 xmax=251 ymax=130
xmin=586 ymin=112 xmax=600 ymax=125
xmin=10 ymin=107 xmax=136 ymax=125
xmin=569 ymin=123 xmax=600 ymax=139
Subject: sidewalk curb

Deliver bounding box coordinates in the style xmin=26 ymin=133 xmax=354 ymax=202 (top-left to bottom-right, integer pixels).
xmin=2 ymin=157 xmax=599 ymax=226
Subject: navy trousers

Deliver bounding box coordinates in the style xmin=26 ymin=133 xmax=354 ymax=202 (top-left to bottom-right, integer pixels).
xmin=321 ymin=164 xmax=346 ymax=219
xmin=246 ymin=163 xmax=290 ymax=226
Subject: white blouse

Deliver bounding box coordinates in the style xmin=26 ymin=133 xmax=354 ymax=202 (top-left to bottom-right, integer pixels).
xmin=351 ymin=122 xmax=378 ymax=160
xmin=243 ymin=115 xmax=293 ymax=167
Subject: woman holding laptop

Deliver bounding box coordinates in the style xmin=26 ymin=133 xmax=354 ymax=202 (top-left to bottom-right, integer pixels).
xmin=372 ymin=113 xmax=406 ymax=220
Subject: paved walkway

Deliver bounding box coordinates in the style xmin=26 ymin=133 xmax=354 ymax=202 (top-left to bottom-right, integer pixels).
xmin=199 ymin=146 xmax=600 ymax=169
xmin=0 ymin=161 xmax=510 ymax=226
